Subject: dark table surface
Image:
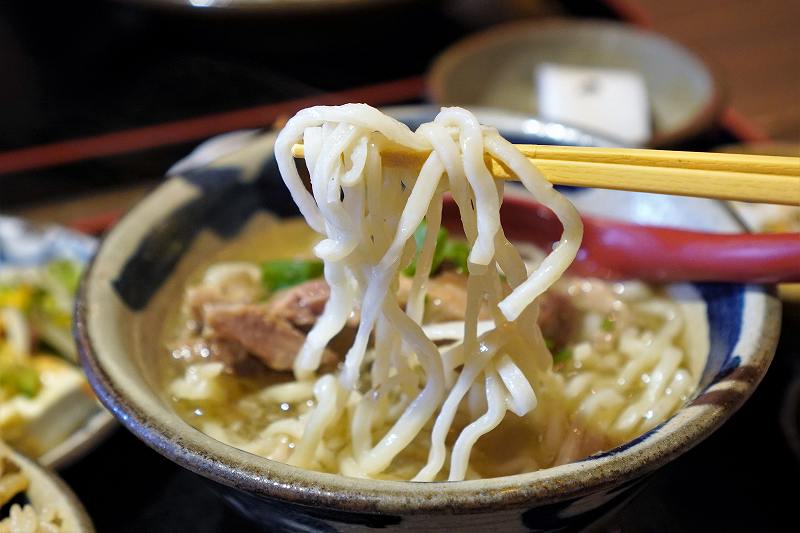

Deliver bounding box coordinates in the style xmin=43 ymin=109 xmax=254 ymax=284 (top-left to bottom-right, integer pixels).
xmin=2 ymin=1 xmax=798 ymax=531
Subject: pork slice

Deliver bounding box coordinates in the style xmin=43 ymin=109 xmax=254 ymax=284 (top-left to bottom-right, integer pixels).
xmin=269 ymin=273 xmax=473 ymax=326
xmin=397 ymin=271 xmax=490 ymax=321
xmin=211 ymin=338 xmax=269 ymax=376
xmin=403 ymin=270 xmax=578 ymax=348
xmin=192 ymin=270 xmax=576 ymax=374
xmin=205 ymin=304 xmax=337 ymax=372
xmin=425 ymin=271 xmax=474 ymax=322
xmin=537 ymin=292 xmax=579 ymax=350
xmin=267 ymin=278 xmax=331 ymax=327
xmin=424 ymin=272 xmax=578 ymax=348
xmin=171 ymin=336 xmax=266 ymax=377
xmin=267 ymin=277 xmax=363 ymax=329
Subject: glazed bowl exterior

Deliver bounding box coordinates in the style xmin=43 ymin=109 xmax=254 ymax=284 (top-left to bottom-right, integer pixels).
xmin=75 ymin=107 xmax=779 ymax=531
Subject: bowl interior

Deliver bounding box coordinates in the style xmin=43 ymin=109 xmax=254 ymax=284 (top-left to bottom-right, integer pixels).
xmin=428 ymin=20 xmax=719 ymax=145
xmin=77 ymin=108 xmax=778 ymax=515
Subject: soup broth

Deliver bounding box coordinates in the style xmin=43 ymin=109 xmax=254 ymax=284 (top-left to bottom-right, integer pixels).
xmin=163 ymin=219 xmax=708 ymax=481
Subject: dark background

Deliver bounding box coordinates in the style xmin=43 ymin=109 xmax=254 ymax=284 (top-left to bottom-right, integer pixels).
xmin=0 ymin=0 xmax=627 ymax=206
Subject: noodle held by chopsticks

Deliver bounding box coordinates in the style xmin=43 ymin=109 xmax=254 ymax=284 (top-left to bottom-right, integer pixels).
xmin=273 ymin=104 xmax=582 ymax=480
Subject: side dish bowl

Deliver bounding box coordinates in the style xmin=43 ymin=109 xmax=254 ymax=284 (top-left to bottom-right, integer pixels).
xmin=0 ymin=442 xmax=94 ymax=532
xmin=0 ymin=217 xmax=116 ymax=470
xmin=75 ymin=107 xmax=779 ymax=531
xmin=427 ymin=19 xmax=723 ymax=147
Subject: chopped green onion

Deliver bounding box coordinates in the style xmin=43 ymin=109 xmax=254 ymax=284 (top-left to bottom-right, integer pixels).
xmin=440 ymin=239 xmax=469 ymax=274
xmin=553 ymin=347 xmax=573 ymax=364
xmin=403 ymin=221 xmax=469 ymax=277
xmin=601 ymin=316 xmax=616 ymax=332
xmin=544 ymin=338 xmax=556 ymax=350
xmin=46 ymin=259 xmax=82 ymax=295
xmin=0 ymin=363 xmax=41 ymax=398
xmin=33 ymin=289 xmax=71 ymax=328
xmin=261 ymin=259 xmax=324 ymax=292
xmin=404 ymin=222 xmax=447 ymax=277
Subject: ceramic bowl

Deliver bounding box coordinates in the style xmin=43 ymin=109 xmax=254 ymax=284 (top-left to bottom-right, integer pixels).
xmin=115 ymin=0 xmax=417 ymax=14
xmin=427 ymin=19 xmax=723 ymax=147
xmin=0 ymin=442 xmax=94 ymax=531
xmin=75 ymin=107 xmax=779 ymax=531
xmin=0 ymin=217 xmax=116 ymax=470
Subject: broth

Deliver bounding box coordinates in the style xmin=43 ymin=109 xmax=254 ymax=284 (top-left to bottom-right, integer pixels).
xmin=162 ymin=219 xmax=708 ymax=480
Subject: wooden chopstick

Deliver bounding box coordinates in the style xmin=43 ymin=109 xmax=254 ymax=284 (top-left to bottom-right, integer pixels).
xmin=513 ymin=145 xmax=799 ymax=176
xmin=291 ymin=144 xmax=800 ymax=205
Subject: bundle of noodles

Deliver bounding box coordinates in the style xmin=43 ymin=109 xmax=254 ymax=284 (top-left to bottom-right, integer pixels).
xmin=272 ymin=105 xmax=583 ymax=481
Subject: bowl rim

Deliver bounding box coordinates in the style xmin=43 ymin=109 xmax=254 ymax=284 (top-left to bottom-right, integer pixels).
xmin=0 ymin=442 xmax=95 ymax=532
xmin=75 ymin=132 xmax=779 ymax=516
xmin=426 ymin=18 xmax=726 ymax=148
xmin=112 ymin=0 xmax=417 ymax=16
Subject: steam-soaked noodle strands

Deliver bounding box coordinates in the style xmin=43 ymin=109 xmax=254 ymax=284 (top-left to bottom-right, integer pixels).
xmin=273 ymin=104 xmax=582 ymax=480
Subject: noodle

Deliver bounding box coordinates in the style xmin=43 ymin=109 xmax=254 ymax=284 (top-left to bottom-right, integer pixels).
xmin=270 ymin=104 xmax=582 ymax=480
xmin=167 ymin=104 xmax=708 ymax=482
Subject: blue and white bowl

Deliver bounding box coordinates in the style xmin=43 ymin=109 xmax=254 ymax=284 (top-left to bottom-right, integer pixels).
xmin=75 ymin=107 xmax=781 ymax=531
xmin=0 ymin=217 xmax=96 ymax=268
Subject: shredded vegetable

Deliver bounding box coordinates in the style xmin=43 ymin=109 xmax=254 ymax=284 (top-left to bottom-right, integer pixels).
xmin=0 ymin=259 xmax=83 ymax=401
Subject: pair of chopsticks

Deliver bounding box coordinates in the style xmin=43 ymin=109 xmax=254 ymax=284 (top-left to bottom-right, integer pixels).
xmin=291 ymin=144 xmax=800 ymax=205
